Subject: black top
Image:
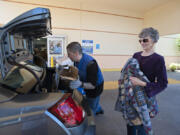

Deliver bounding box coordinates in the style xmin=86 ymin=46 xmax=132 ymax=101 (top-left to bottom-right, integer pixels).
xmin=85 ymin=60 xmax=104 ymax=98
xmin=133 ymin=51 xmax=168 ymax=97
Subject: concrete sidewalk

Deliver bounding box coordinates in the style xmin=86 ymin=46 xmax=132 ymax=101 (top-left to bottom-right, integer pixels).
xmin=96 ymin=84 xmax=180 ymax=135
xmin=95 ymin=71 xmax=180 ymax=135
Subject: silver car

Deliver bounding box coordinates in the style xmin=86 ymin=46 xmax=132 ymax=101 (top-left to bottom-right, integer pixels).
xmin=0 ymin=7 xmax=95 ymax=135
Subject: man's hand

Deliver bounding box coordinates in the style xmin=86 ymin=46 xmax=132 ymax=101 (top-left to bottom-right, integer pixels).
xmin=130 ymin=77 xmax=146 ymax=87
xmin=70 ymin=80 xmax=82 ymax=89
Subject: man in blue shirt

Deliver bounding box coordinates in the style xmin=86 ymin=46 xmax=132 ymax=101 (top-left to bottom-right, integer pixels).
xmin=66 ymin=42 xmax=104 ymax=115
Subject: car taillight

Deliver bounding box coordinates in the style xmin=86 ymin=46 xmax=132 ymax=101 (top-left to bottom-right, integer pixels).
xmin=48 ymin=94 xmax=85 ymax=127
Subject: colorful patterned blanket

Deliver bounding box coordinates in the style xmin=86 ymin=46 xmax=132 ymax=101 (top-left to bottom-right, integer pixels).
xmin=115 ymin=58 xmax=158 ymax=135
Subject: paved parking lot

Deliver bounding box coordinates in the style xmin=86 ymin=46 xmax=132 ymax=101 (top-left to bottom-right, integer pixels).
xmin=95 ymin=71 xmax=180 ymax=135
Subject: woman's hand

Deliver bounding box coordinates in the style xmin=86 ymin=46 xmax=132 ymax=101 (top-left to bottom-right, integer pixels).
xmin=130 ymin=77 xmax=147 ymax=87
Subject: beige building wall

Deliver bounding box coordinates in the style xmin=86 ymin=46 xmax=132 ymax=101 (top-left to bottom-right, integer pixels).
xmin=144 ymin=0 xmax=180 ymax=36
xmin=0 ymin=0 xmax=179 ymax=70
xmin=156 ymin=37 xmax=180 ymax=57
xmin=144 ymin=0 xmax=180 ymax=68
xmin=155 ymin=36 xmax=180 ymax=68
xmin=0 ymin=0 xmax=143 ymax=69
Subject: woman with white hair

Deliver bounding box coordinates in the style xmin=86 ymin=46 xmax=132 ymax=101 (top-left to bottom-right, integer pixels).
xmin=128 ymin=27 xmax=168 ymax=135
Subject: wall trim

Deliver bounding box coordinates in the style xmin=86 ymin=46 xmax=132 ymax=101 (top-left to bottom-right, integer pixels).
xmin=53 ymin=27 xmax=138 ymax=36
xmin=92 ymin=54 xmax=180 ymax=57
xmin=92 ymin=54 xmax=132 ymax=56
xmin=162 ymin=37 xmax=179 ymax=40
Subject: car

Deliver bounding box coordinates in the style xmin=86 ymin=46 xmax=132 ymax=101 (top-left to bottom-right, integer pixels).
xmin=0 ymin=7 xmax=95 ymax=135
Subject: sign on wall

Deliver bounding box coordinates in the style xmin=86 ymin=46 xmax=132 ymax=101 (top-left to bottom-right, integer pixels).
xmin=82 ymin=40 xmax=93 ymax=54
xmin=47 ymin=35 xmax=66 ymax=67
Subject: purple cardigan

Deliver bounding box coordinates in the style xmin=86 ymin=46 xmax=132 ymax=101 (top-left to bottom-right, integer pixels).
xmin=133 ymin=51 xmax=168 ymax=97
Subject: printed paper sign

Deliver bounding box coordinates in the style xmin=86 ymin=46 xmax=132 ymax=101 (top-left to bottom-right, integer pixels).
xmin=82 ymin=40 xmax=93 ymax=54
xmin=47 ymin=36 xmax=65 ymax=67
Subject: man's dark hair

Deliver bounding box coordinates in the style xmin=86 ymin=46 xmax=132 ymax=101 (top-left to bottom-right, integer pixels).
xmin=66 ymin=42 xmax=82 ymax=54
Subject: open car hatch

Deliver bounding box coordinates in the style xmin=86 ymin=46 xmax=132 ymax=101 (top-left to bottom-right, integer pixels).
xmin=0 ymin=7 xmax=52 ymax=79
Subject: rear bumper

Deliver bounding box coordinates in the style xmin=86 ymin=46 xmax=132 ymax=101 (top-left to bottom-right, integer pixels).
xmin=45 ymin=101 xmax=96 ymax=135
xmin=69 ymin=109 xmax=96 ymax=135
xmin=45 ymin=91 xmax=96 ymax=135
xmin=84 ymin=114 xmax=96 ymax=135
xmin=69 ymin=90 xmax=96 ymax=135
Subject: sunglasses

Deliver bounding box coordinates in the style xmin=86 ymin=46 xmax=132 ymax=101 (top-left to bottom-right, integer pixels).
xmin=139 ymin=39 xmax=149 ymax=43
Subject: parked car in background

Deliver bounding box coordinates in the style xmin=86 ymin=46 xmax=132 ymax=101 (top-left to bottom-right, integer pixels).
xmin=0 ymin=7 xmax=95 ymax=135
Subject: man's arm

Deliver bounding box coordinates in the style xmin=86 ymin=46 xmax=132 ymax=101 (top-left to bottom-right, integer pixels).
xmin=82 ymin=60 xmax=98 ymax=89
xmin=69 ymin=60 xmax=98 ymax=90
